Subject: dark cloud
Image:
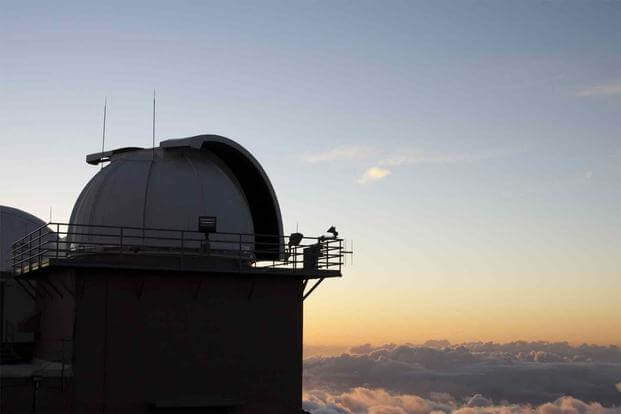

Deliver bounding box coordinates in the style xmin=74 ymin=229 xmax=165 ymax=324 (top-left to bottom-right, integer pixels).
xmin=465 ymin=395 xmax=492 ymax=408
xmin=303 ymin=341 xmax=621 ymax=407
xmin=305 ymin=345 xmax=352 ymax=358
xmin=423 ymin=340 xmax=451 ymax=350
xmin=350 ymin=344 xmax=391 ymax=355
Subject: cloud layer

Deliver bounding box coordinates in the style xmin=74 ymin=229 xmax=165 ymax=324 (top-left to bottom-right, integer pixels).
xmin=303 ymin=341 xmax=621 ymax=410
xmin=303 ymin=387 xmax=620 ymax=414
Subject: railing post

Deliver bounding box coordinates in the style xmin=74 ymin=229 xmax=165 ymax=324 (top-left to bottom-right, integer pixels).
xmin=38 ymin=228 xmax=42 ymax=269
xmin=56 ymin=223 xmax=60 ymax=259
xmin=19 ymin=241 xmax=23 ymax=274
xmin=60 ymin=339 xmax=65 ymax=391
xmin=32 ymin=375 xmax=38 ymax=414
xmin=180 ymin=230 xmax=184 ymax=270
xmin=28 ymin=233 xmax=32 ymax=272
xmin=238 ymin=233 xmax=242 ymax=271
xmin=11 ymin=242 xmax=14 ymax=274
xmin=119 ymin=227 xmax=124 ymax=265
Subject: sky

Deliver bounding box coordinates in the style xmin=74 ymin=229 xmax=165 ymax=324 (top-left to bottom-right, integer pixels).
xmin=1 ymin=1 xmax=620 ymax=347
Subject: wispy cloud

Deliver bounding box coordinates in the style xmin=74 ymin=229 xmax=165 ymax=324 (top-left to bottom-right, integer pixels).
xmin=577 ymin=80 xmax=621 ymax=97
xmin=304 ymin=145 xmax=518 ymax=185
xmin=303 ymin=146 xmax=509 ymax=166
xmin=378 ymin=148 xmax=508 ymax=167
xmin=302 ymin=145 xmax=372 ymax=163
xmin=357 ymin=167 xmax=392 ymax=184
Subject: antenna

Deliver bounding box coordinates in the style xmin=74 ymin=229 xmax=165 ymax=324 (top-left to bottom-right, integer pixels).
xmin=152 ymin=89 xmax=156 ymax=161
xmin=101 ymin=97 xmax=107 ymax=170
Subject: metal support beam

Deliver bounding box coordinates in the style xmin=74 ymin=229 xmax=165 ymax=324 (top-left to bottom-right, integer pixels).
xmin=302 ymin=277 xmax=325 ymax=301
xmin=34 ymin=280 xmax=54 ymax=299
xmin=0 ymin=280 xmax=4 ymax=342
xmin=76 ymin=279 xmax=86 ymax=297
xmin=136 ymin=280 xmax=145 ymax=299
xmin=193 ymin=279 xmax=203 ymax=300
xmin=300 ymin=279 xmax=308 ymax=301
xmin=56 ymin=276 xmax=75 ymax=298
xmin=15 ymin=279 xmax=37 ymax=301
xmin=24 ymin=279 xmax=47 ymax=299
xmin=41 ymin=279 xmax=63 ymax=299
xmin=247 ymin=280 xmax=255 ymax=300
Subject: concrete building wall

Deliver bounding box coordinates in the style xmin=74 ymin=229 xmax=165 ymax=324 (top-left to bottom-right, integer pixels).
xmin=36 ymin=269 xmax=76 ymax=362
xmin=71 ymin=269 xmax=303 ymax=413
xmin=2 ymin=279 xmax=36 ymax=343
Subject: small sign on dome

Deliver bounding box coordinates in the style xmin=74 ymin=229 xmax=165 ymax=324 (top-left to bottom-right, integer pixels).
xmin=198 ymin=216 xmax=217 ymax=233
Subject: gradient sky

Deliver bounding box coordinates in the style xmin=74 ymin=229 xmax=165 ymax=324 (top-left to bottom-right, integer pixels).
xmin=1 ymin=1 xmax=620 ymax=346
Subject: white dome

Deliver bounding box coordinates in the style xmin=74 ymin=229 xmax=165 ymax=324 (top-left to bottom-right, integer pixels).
xmin=0 ymin=206 xmax=47 ymax=272
xmin=70 ymin=135 xmax=283 ymax=260
xmin=71 ymin=147 xmax=253 ymax=234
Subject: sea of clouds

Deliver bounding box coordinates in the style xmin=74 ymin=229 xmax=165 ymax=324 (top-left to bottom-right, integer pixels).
xmin=302 ymin=341 xmax=621 ymax=413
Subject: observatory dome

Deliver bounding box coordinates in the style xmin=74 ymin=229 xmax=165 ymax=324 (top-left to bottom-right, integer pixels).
xmin=0 ymin=206 xmax=47 ymax=272
xmin=70 ymin=135 xmax=283 ymax=258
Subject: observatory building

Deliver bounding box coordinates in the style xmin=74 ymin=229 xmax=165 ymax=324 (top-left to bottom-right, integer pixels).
xmin=0 ymin=206 xmax=49 ymax=350
xmin=1 ymin=134 xmax=347 ymax=413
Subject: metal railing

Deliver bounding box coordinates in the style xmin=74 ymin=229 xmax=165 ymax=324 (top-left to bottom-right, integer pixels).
xmin=10 ymin=223 xmax=345 ymax=276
